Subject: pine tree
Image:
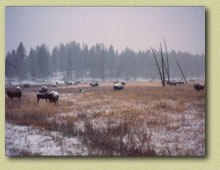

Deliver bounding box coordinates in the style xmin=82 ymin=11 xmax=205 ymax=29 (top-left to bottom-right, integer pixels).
xmin=28 ymin=48 xmax=38 ymax=79
xmin=36 ymin=44 xmax=51 ymax=81
xmin=16 ymin=42 xmax=27 ymax=80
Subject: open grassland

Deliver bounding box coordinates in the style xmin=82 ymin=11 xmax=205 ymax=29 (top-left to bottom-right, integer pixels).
xmin=5 ymin=82 xmax=205 ymax=156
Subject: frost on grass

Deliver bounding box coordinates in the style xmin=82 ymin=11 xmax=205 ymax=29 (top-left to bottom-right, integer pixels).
xmin=5 ymin=83 xmax=205 ymax=156
xmin=5 ymin=122 xmax=88 ymax=156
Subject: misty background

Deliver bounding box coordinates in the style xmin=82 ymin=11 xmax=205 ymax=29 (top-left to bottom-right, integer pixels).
xmin=5 ymin=7 xmax=205 ymax=82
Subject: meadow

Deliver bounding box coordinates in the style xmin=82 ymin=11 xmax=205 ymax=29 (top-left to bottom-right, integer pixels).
xmin=5 ymin=81 xmax=205 ymax=156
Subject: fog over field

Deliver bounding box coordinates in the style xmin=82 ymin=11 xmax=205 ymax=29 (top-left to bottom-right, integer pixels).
xmin=5 ymin=7 xmax=205 ymax=157
xmin=5 ymin=7 xmax=205 ymax=83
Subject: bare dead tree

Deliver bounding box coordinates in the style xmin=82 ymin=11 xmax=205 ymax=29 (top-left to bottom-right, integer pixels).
xmin=150 ymin=47 xmax=163 ymax=86
xmin=151 ymin=40 xmax=187 ymax=86
xmin=163 ymin=40 xmax=170 ymax=82
xmin=158 ymin=44 xmax=166 ymax=86
xmin=151 ymin=45 xmax=166 ymax=87
xmin=176 ymin=58 xmax=188 ymax=84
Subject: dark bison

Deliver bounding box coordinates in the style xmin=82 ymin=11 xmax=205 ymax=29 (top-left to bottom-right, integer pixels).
xmin=90 ymin=82 xmax=98 ymax=87
xmin=37 ymin=92 xmax=49 ymax=103
xmin=37 ymin=86 xmax=49 ymax=102
xmin=121 ymin=82 xmax=126 ymax=86
xmin=37 ymin=91 xmax=59 ymax=104
xmin=194 ymin=83 xmax=205 ymax=92
xmin=66 ymin=81 xmax=73 ymax=85
xmin=6 ymin=86 xmax=22 ymax=99
xmin=47 ymin=91 xmax=59 ymax=104
xmin=167 ymin=81 xmax=177 ymax=86
xmin=113 ymin=84 xmax=124 ymax=91
xmin=39 ymin=86 xmax=48 ymax=93
xmin=23 ymin=83 xmax=30 ymax=88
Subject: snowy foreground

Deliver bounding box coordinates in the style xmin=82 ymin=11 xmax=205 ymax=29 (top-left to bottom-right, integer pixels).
xmin=6 ymin=122 xmax=88 ymax=156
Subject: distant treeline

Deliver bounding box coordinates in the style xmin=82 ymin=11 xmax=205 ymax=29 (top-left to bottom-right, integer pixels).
xmin=5 ymin=41 xmax=205 ymax=81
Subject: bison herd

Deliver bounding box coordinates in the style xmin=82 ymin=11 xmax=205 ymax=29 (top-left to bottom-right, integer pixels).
xmin=6 ymin=85 xmax=60 ymax=105
xmin=36 ymin=86 xmax=59 ymax=104
xmin=6 ymin=81 xmax=205 ymax=105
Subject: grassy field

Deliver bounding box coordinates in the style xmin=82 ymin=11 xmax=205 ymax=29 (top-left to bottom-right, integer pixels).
xmin=5 ymin=81 xmax=205 ymax=156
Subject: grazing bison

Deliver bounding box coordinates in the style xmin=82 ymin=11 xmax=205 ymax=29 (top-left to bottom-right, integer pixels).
xmin=47 ymin=91 xmax=59 ymax=104
xmin=66 ymin=81 xmax=73 ymax=85
xmin=121 ymin=82 xmax=126 ymax=86
xmin=113 ymin=84 xmax=124 ymax=91
xmin=37 ymin=92 xmax=49 ymax=103
xmin=23 ymin=83 xmax=30 ymax=88
xmin=194 ymin=83 xmax=205 ymax=92
xmin=167 ymin=81 xmax=177 ymax=86
xmin=6 ymin=87 xmax=22 ymax=99
xmin=39 ymin=86 xmax=48 ymax=93
xmin=37 ymin=91 xmax=59 ymax=104
xmin=90 ymin=82 xmax=98 ymax=87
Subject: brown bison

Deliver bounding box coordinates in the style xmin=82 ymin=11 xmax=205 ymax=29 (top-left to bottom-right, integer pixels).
xmin=194 ymin=83 xmax=205 ymax=92
xmin=37 ymin=91 xmax=59 ymax=104
xmin=121 ymin=82 xmax=126 ymax=86
xmin=6 ymin=86 xmax=22 ymax=99
xmin=37 ymin=92 xmax=49 ymax=103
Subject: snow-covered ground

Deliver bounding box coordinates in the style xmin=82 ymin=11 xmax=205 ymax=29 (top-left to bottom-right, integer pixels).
xmin=5 ymin=122 xmax=88 ymax=156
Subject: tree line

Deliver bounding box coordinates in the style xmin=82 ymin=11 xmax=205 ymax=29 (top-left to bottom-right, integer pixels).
xmin=5 ymin=41 xmax=205 ymax=82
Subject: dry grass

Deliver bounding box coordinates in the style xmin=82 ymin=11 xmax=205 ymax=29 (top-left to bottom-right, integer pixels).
xmin=5 ymin=82 xmax=205 ymax=156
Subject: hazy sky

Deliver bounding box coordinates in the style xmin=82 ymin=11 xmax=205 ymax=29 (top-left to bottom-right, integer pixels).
xmin=6 ymin=7 xmax=205 ymax=55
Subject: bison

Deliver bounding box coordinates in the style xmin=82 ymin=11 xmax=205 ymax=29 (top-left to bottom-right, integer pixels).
xmin=167 ymin=81 xmax=177 ymax=86
xmin=113 ymin=84 xmax=124 ymax=91
xmin=23 ymin=83 xmax=30 ymax=88
xmin=37 ymin=91 xmax=59 ymax=104
xmin=39 ymin=86 xmax=48 ymax=93
xmin=37 ymin=92 xmax=49 ymax=103
xmin=47 ymin=91 xmax=59 ymax=104
xmin=194 ymin=83 xmax=205 ymax=92
xmin=66 ymin=81 xmax=73 ymax=85
xmin=6 ymin=87 xmax=22 ymax=99
xmin=121 ymin=82 xmax=126 ymax=86
xmin=90 ymin=82 xmax=98 ymax=87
